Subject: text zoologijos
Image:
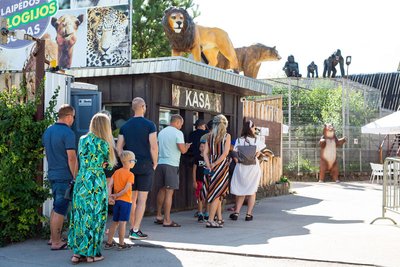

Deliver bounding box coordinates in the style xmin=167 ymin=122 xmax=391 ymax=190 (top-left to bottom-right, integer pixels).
xmin=1 ymin=0 xmax=58 ymax=30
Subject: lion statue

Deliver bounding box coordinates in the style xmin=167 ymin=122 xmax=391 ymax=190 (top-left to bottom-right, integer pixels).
xmin=216 ymin=43 xmax=281 ymax=78
xmin=319 ymin=123 xmax=346 ymax=183
xmin=162 ymin=7 xmax=238 ymax=71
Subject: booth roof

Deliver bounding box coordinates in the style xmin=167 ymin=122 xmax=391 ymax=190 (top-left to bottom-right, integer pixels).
xmin=66 ymin=57 xmax=272 ymax=96
xmin=361 ymin=110 xmax=400 ymax=135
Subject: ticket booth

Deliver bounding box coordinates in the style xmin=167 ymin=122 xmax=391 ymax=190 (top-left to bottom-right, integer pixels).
xmin=68 ymin=57 xmax=274 ymax=212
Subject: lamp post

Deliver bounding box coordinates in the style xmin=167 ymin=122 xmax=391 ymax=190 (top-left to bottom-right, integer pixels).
xmin=342 ymin=55 xmax=352 ymax=179
xmin=346 ymin=56 xmax=352 ymax=77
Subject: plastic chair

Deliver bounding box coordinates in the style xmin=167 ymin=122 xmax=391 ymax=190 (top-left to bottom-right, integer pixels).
xmin=370 ymin=163 xmax=383 ymax=183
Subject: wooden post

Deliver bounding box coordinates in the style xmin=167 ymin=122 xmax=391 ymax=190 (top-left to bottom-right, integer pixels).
xmin=34 ymin=38 xmax=45 ymax=121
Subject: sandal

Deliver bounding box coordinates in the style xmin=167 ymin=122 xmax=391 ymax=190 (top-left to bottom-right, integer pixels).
xmin=71 ymin=255 xmax=86 ymax=265
xmin=163 ymin=221 xmax=181 ymax=227
xmin=217 ymin=219 xmax=224 ymax=225
xmin=86 ymin=255 xmax=104 ymax=263
xmin=154 ymin=218 xmax=164 ymax=224
xmin=117 ymin=242 xmax=134 ymax=250
xmin=245 ymin=214 xmax=253 ymax=221
xmin=104 ymin=240 xmax=117 ymax=250
xmin=229 ymin=212 xmax=239 ymax=221
xmin=206 ymin=221 xmax=223 ymax=228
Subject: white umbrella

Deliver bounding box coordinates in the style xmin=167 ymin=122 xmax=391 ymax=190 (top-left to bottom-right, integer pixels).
xmin=361 ymin=111 xmax=400 ymax=134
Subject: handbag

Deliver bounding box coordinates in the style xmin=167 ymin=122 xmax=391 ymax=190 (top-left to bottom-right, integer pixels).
xmin=64 ymin=180 xmax=74 ymax=201
xmin=236 ymin=138 xmax=257 ymax=165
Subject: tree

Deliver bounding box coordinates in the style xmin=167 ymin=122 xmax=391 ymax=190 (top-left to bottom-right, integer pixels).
xmin=131 ymin=0 xmax=199 ymax=59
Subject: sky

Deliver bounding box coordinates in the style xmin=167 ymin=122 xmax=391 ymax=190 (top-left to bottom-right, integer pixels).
xmin=193 ymin=0 xmax=400 ymax=78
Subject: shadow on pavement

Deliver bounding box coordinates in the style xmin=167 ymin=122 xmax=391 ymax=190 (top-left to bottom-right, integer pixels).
xmin=0 ymin=239 xmax=183 ymax=267
xmin=137 ymin=193 xmax=363 ymax=248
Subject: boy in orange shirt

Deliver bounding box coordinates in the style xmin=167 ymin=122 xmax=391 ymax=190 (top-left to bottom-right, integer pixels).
xmin=105 ymin=150 xmax=136 ymax=250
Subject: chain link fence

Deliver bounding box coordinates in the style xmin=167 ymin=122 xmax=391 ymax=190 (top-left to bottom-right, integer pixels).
xmin=265 ymin=77 xmax=387 ymax=180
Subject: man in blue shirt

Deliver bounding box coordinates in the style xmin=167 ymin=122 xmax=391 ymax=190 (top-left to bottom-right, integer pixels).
xmin=42 ymin=104 xmax=77 ymax=250
xmin=154 ymin=114 xmax=191 ymax=227
xmin=117 ymin=97 xmax=158 ymax=239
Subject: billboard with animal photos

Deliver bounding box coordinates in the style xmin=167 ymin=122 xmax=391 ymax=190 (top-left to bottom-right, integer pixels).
xmin=0 ymin=0 xmax=131 ymax=71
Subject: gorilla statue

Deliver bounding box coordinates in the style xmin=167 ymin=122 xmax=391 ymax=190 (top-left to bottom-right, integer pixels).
xmin=307 ymin=61 xmax=318 ymax=78
xmin=283 ymin=55 xmax=301 ymax=77
xmin=323 ymin=49 xmax=345 ymax=78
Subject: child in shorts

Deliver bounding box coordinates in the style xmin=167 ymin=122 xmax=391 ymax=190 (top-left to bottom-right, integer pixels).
xmin=192 ymin=139 xmax=209 ymax=222
xmin=105 ymin=150 xmax=136 ymax=250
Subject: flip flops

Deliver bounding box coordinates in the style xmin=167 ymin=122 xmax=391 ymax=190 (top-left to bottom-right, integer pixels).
xmin=163 ymin=221 xmax=181 ymax=227
xmin=154 ymin=218 xmax=163 ymax=225
xmin=51 ymin=242 xmax=68 ymax=250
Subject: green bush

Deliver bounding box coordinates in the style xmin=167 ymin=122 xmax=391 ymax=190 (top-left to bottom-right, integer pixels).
xmin=285 ymin=157 xmax=318 ymax=173
xmin=278 ymin=176 xmax=290 ymax=185
xmin=0 ymin=83 xmax=58 ymax=246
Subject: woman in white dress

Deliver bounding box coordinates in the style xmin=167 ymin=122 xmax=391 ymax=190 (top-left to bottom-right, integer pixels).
xmin=230 ymin=120 xmax=265 ymax=221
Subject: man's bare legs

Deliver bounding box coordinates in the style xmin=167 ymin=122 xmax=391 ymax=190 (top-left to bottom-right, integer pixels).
xmin=50 ymin=210 xmax=66 ymax=249
xmin=156 ymin=187 xmax=175 ymax=225
xmin=156 ymin=188 xmax=166 ymax=221
xmin=131 ymin=191 xmax=148 ymax=230
xmin=162 ymin=188 xmax=174 ymax=225
xmin=129 ymin=191 xmax=138 ymax=228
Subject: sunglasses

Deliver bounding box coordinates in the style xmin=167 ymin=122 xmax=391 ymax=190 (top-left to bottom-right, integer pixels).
xmin=129 ymin=159 xmax=137 ymax=163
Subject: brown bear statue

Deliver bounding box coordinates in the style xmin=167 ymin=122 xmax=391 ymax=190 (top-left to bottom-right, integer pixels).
xmin=319 ymin=124 xmax=346 ymax=182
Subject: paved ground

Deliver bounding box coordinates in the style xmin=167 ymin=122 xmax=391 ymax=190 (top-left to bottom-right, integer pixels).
xmin=1 ymin=181 xmax=399 ymax=267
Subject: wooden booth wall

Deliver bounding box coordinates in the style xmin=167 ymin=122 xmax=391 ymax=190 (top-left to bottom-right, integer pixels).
xmin=242 ymin=96 xmax=283 ymax=186
xmin=77 ymin=74 xmax=244 ymax=213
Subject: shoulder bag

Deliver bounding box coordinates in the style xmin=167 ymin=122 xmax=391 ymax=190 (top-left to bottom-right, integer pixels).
xmin=236 ymin=138 xmax=257 ymax=165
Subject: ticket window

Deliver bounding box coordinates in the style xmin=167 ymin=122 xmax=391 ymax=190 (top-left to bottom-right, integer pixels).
xmin=159 ymin=107 xmax=179 ymax=131
xmin=103 ymin=104 xmax=132 ymax=138
xmin=192 ymin=111 xmax=199 ymax=131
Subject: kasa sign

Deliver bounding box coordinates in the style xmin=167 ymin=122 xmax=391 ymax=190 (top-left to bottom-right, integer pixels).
xmin=0 ymin=0 xmax=58 ymax=49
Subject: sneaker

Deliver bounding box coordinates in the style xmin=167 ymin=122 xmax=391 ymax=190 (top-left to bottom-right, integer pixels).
xmin=129 ymin=229 xmax=148 ymax=240
xmin=198 ymin=214 xmax=204 ymax=222
xmin=118 ymin=243 xmax=133 ymax=251
xmin=204 ymin=214 xmax=209 ymax=221
xmin=193 ymin=211 xmax=199 ymax=217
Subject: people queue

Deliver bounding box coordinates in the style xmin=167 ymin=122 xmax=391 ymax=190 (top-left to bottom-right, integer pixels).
xmin=42 ymin=97 xmax=266 ymax=264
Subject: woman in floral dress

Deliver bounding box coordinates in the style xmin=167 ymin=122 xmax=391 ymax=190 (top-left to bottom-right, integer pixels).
xmin=68 ymin=113 xmax=116 ymax=264
xmin=203 ymin=114 xmax=231 ymax=228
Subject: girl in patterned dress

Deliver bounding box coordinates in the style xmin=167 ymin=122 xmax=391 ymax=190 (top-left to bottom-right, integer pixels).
xmin=68 ymin=113 xmax=117 ymax=264
xmin=203 ymin=114 xmax=231 ymax=228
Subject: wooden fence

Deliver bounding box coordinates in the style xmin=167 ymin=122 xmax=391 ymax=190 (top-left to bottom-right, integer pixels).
xmin=243 ymin=96 xmax=283 ymax=186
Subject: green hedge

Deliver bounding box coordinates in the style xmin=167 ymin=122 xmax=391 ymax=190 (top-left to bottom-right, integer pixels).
xmin=0 ymin=83 xmax=58 ymax=246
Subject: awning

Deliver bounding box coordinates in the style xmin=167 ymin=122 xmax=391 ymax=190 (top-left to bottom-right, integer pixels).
xmin=361 ymin=111 xmax=400 ymax=134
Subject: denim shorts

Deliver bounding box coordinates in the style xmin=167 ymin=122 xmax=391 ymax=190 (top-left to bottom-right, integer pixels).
xmin=112 ymin=200 xmax=132 ymax=222
xmin=50 ymin=180 xmax=70 ymax=216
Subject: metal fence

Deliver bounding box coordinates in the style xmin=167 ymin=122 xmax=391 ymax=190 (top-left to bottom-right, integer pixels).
xmin=282 ymin=125 xmax=395 ymax=176
xmin=263 ymin=77 xmax=390 ymax=178
xmin=371 ymin=157 xmax=400 ymax=225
